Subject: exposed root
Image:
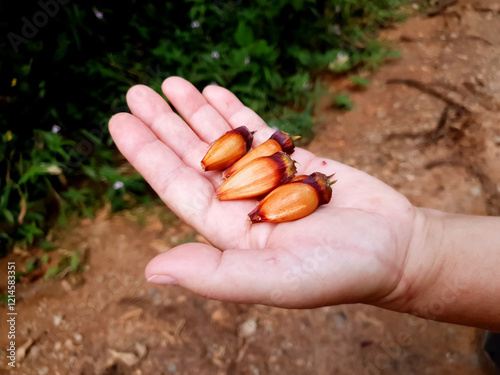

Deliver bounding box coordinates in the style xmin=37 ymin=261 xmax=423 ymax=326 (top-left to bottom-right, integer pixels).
xmin=386 ymin=78 xmax=500 ymax=215
xmin=426 ymin=0 xmax=458 ymax=17
xmin=387 ymin=78 xmax=472 ymax=113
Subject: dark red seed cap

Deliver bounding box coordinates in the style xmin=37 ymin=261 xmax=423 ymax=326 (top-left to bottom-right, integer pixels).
xmin=233 ymin=126 xmax=254 ymax=152
xmin=270 ymin=130 xmax=295 ymax=154
xmin=293 ymin=172 xmax=335 ymax=205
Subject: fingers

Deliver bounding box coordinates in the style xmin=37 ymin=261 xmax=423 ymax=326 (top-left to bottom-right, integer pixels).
xmin=144 ymin=243 xmax=308 ymax=307
xmin=202 ymin=85 xmax=274 ymax=145
xmin=126 ymin=85 xmax=208 ymax=171
xmin=108 ymin=113 xmax=215 ymax=224
xmin=162 ymin=77 xmax=232 ymax=143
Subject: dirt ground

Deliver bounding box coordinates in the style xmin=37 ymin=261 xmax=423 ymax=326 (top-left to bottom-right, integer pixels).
xmin=1 ymin=1 xmax=500 ymax=374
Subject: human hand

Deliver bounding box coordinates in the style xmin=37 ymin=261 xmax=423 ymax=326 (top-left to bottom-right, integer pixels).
xmin=109 ymin=77 xmax=422 ymax=311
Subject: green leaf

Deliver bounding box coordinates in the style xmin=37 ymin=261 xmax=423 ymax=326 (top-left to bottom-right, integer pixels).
xmin=18 ymin=221 xmax=44 ymax=244
xmin=25 ymin=257 xmax=37 ymax=273
xmin=349 ymin=75 xmax=370 ymax=87
xmin=235 ymin=22 xmax=254 ymax=47
xmin=70 ymin=252 xmax=80 ymax=271
xmin=0 ymin=293 xmax=9 ymax=305
xmin=44 ymin=266 xmax=60 ymax=279
xmin=40 ymin=239 xmax=56 ymax=251
xmin=54 ymin=32 xmax=70 ymax=62
xmin=332 ymin=94 xmax=354 ymax=111
xmin=291 ymin=0 xmax=305 ymax=11
xmin=2 ymin=209 xmax=15 ymax=224
xmin=18 ymin=165 xmax=48 ymax=185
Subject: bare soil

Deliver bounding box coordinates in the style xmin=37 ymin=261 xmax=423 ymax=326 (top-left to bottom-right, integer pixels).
xmin=1 ymin=1 xmax=500 ymax=374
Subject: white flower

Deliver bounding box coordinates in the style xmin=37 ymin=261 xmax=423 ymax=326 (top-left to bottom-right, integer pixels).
xmin=302 ymin=82 xmax=311 ymax=90
xmin=211 ymin=51 xmax=220 ymax=59
xmin=45 ymin=165 xmax=62 ymax=175
xmin=332 ymin=24 xmax=341 ymax=35
xmin=51 ymin=125 xmax=61 ymax=133
xmin=328 ymin=52 xmax=350 ymax=71
xmin=93 ymin=7 xmax=104 ymax=20
xmin=191 ymin=20 xmax=200 ymax=28
xmin=244 ymin=57 xmax=251 ymax=65
xmin=113 ymin=181 xmax=124 ymax=190
xmin=336 ymin=52 xmax=349 ymax=64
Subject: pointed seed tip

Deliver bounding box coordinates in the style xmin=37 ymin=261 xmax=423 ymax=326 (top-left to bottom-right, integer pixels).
xmin=328 ymin=179 xmax=338 ymax=186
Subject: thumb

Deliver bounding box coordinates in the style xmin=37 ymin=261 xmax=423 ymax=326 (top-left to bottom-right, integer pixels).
xmin=145 ymin=242 xmax=306 ymax=307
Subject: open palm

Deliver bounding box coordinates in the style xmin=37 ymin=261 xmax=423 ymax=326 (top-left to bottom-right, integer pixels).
xmin=109 ymin=77 xmax=417 ymax=310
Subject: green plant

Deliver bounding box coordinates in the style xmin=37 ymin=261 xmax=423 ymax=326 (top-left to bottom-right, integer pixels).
xmin=332 ymin=94 xmax=355 ymax=111
xmin=349 ymin=75 xmax=371 ymax=87
xmin=44 ymin=251 xmax=83 ymax=279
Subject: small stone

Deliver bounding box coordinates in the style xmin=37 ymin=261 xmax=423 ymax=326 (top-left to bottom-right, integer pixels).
xmin=470 ymin=187 xmax=481 ymax=197
xmin=108 ymin=349 xmax=140 ymax=367
xmin=149 ymin=239 xmax=171 ymax=253
xmin=64 ymin=339 xmax=75 ymax=351
xmin=238 ymin=318 xmax=257 ymax=339
xmin=211 ymin=308 xmax=233 ymax=330
xmin=17 ymin=338 xmax=34 ymax=362
xmin=167 ymin=363 xmax=177 ymax=372
xmin=296 ymin=358 xmax=305 ymax=366
xmin=53 ymin=315 xmax=63 ymax=326
xmin=333 ymin=311 xmax=347 ymax=329
xmin=376 ymin=108 xmax=387 ymax=119
xmin=493 ymin=136 xmax=500 ymax=145
xmin=38 ymin=367 xmax=49 ymax=375
xmin=73 ymin=333 xmax=83 ymax=344
xmin=135 ymin=342 xmax=147 ymax=359
xmin=61 ymin=280 xmax=72 ymax=292
xmin=54 ymin=342 xmax=62 ymax=351
xmin=146 ymin=216 xmax=164 ymax=233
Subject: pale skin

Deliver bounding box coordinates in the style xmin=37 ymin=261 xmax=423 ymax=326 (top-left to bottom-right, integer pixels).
xmin=109 ymin=77 xmax=500 ymax=332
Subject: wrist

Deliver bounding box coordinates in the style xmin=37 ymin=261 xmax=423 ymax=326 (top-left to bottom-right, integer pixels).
xmin=373 ymin=207 xmax=446 ymax=315
xmin=378 ymin=207 xmax=500 ymax=331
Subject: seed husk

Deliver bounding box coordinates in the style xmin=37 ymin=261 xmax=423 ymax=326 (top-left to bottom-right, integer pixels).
xmin=248 ymin=172 xmax=335 ymax=223
xmin=201 ymin=126 xmax=253 ymax=171
xmin=216 ymin=152 xmax=297 ymax=201
xmin=222 ymin=130 xmax=295 ymax=179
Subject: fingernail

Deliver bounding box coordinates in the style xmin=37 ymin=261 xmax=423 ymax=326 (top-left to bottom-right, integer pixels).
xmin=147 ymin=275 xmax=178 ymax=285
